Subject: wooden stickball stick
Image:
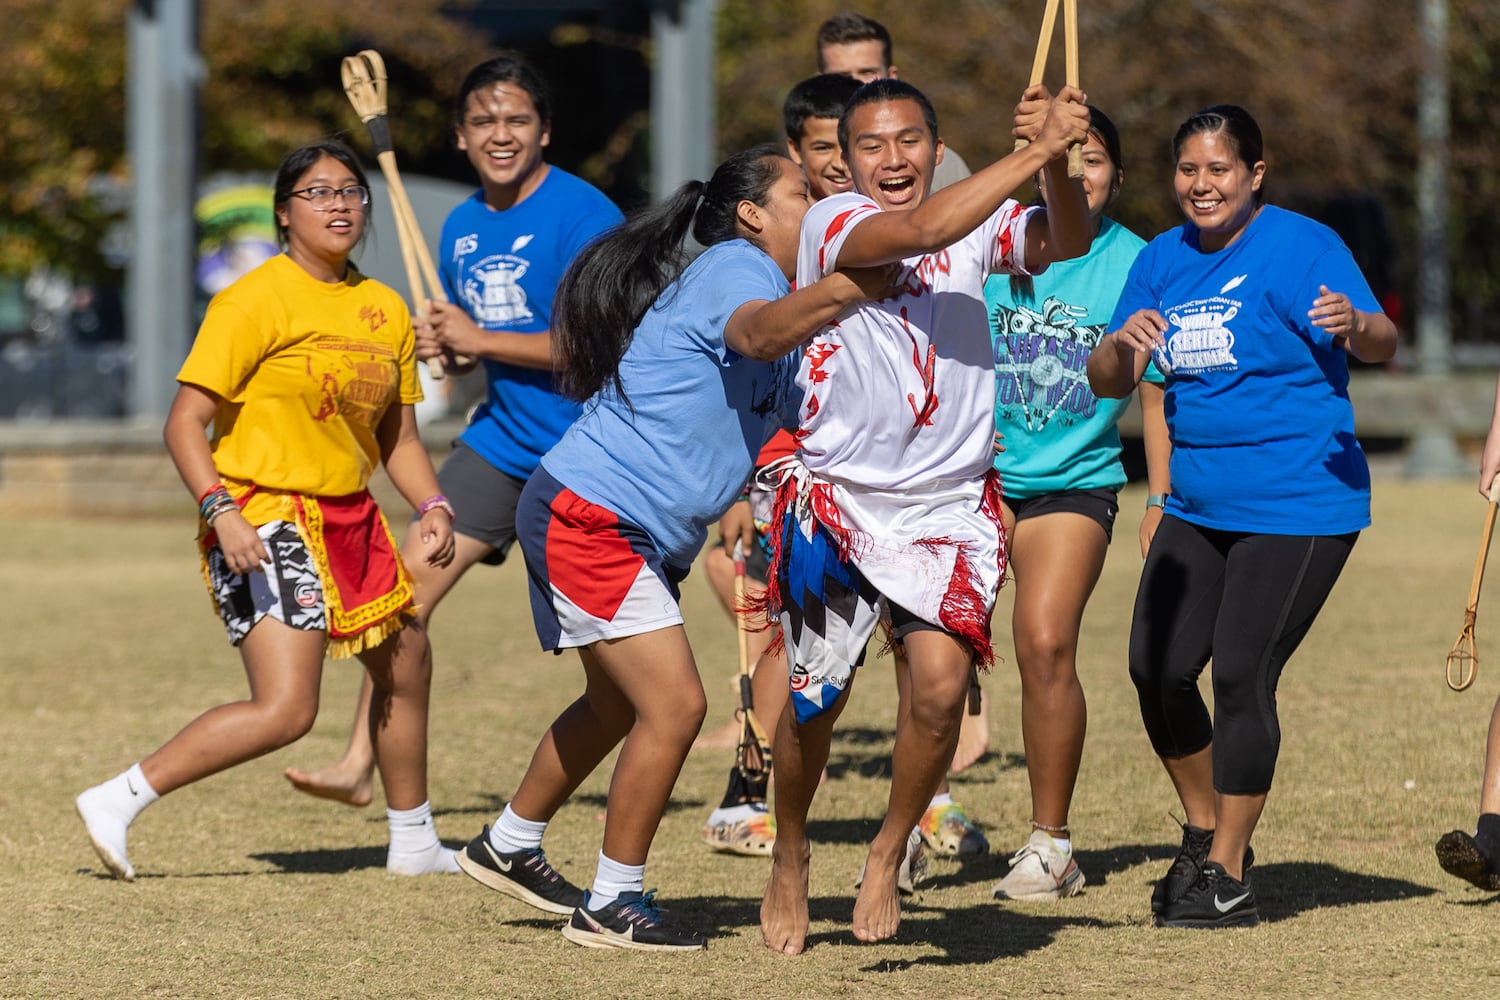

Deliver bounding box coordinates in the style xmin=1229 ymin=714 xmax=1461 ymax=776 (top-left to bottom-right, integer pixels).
xmin=341 ymin=50 xmax=470 ymax=378
xmin=1013 ymin=0 xmax=1084 ymax=179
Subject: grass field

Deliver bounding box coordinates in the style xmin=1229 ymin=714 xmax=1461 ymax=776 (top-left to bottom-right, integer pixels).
xmin=4 ymin=480 xmax=1500 ymax=998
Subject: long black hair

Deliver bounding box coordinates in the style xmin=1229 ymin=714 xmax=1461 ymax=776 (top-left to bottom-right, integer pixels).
xmin=552 ymin=144 xmax=788 ymax=402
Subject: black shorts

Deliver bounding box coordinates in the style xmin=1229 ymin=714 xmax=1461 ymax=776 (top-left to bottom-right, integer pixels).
xmin=886 ymin=600 xmax=951 ymax=641
xmin=1005 ymin=487 xmax=1119 ymax=542
xmin=419 ymin=441 xmax=527 ymax=566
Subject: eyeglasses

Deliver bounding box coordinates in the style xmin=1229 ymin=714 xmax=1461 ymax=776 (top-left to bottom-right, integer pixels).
xmin=288 ymin=185 xmax=370 ymax=210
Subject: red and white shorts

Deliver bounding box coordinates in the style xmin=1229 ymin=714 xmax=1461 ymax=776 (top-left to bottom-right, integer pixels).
xmin=517 ymin=466 xmax=688 ymax=650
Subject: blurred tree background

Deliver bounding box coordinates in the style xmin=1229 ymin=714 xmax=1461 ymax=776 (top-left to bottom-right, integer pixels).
xmin=1 ymin=0 xmax=1497 ymax=347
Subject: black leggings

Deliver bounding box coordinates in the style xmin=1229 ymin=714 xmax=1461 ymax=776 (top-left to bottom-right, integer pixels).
xmin=1128 ymin=516 xmax=1357 ymax=795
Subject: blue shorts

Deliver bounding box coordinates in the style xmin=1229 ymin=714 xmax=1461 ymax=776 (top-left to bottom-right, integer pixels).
xmin=517 ymin=466 xmax=688 ymax=651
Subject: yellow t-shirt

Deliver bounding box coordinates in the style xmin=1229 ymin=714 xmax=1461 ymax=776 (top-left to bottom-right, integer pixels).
xmin=178 ymin=254 xmax=421 ymax=520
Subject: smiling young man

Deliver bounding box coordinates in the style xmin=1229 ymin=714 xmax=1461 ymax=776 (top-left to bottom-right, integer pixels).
xmin=814 ymin=11 xmax=970 ymax=190
xmin=282 ymin=60 xmax=623 ymax=917
xmin=758 ymin=78 xmax=1093 ymax=954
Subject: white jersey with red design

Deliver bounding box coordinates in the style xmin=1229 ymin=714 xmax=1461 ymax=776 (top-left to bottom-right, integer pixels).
xmin=794 ymin=191 xmax=1039 ymax=489
xmin=767 ymin=192 xmax=1044 ymax=675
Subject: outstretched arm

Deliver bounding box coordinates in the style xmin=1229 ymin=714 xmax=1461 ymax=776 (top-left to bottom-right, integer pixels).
xmin=1023 ymin=153 xmax=1093 ymax=268
xmin=724 ymin=265 xmax=904 ymax=361
xmin=833 ymin=86 xmax=1091 ymax=268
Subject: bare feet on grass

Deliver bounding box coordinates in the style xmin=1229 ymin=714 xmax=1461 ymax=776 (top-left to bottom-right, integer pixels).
xmin=283 ymin=762 xmax=374 ymax=807
xmin=949 ymin=686 xmax=989 ymax=775
xmin=761 ymin=838 xmax=811 ymax=955
xmin=851 ymin=841 xmax=904 ymax=944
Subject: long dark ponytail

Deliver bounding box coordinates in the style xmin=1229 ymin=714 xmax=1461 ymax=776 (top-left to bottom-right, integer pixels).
xmin=552 ymin=144 xmax=787 ymax=402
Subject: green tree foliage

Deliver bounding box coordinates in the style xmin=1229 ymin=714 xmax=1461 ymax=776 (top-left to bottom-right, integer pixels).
xmin=0 ymin=1 xmax=128 ymax=279
xmin=718 ymin=0 xmax=1500 ymax=341
xmin=0 ymin=0 xmax=491 ymax=283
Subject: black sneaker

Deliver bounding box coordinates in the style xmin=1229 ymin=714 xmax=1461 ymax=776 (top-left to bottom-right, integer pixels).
xmin=1435 ymin=830 xmax=1500 ymax=891
xmin=1150 ymin=822 xmax=1255 ymax=913
xmin=1155 ymin=861 xmax=1260 ymax=928
xmin=455 ymin=825 xmax=583 ymax=915
xmin=561 ymin=890 xmax=708 ymax=952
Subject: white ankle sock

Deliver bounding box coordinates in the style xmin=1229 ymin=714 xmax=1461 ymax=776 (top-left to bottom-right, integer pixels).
xmin=386 ymin=801 xmax=459 ymax=875
xmin=75 ymin=763 xmax=158 ymax=880
xmin=929 ymin=792 xmax=953 ymax=809
xmin=490 ymin=804 xmax=547 ymax=854
xmin=1049 ymin=835 xmax=1073 ymax=855
xmin=587 ymin=851 xmax=645 ymax=910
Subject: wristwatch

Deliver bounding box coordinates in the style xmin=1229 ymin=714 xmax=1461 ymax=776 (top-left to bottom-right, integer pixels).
xmin=1145 ymin=493 xmax=1170 ymax=510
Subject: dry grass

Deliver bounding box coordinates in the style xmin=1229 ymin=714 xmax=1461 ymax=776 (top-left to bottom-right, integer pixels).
xmin=4 ymin=480 xmax=1500 ymax=998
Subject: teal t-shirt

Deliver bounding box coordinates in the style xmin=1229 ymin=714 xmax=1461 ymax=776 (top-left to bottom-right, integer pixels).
xmin=985 ymin=216 xmax=1160 ymax=499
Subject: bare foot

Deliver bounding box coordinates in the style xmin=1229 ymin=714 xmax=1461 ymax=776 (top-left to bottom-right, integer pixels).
xmin=949 ymin=686 xmax=990 ymax=775
xmin=851 ymin=841 xmax=904 ymax=943
xmin=283 ymin=762 xmax=375 ymax=808
xmin=692 ymin=714 xmax=742 ymax=752
xmin=761 ymin=837 xmax=811 ymax=955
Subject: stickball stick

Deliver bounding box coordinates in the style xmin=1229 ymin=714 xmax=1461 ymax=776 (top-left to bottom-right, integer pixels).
xmin=1013 ymin=0 xmax=1084 ymax=179
xmin=340 ymin=50 xmax=470 ymax=378
xmin=1447 ymin=480 xmax=1500 ymax=692
xmin=733 ymin=541 xmax=772 ymax=779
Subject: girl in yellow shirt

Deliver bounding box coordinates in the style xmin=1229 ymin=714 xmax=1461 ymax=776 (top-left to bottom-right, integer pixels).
xmin=75 ymin=141 xmax=459 ymax=880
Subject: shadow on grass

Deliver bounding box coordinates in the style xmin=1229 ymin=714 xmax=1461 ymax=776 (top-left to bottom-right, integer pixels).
xmin=1255 ymin=861 xmax=1437 ymax=922
xmin=249 ymin=845 xmax=387 ymax=874
xmin=823 ymin=726 xmax=1023 ymax=783
xmin=680 ymin=893 xmax=1112 ymax=964
xmin=1072 ymin=840 xmax=1181 ymax=891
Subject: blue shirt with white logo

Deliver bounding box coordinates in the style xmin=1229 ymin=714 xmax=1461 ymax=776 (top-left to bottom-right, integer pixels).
xmin=440 ymin=168 xmax=623 ymax=479
xmin=1111 ymin=205 xmax=1376 ymax=534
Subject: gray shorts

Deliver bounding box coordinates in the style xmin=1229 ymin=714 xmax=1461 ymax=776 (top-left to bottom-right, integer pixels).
xmin=422 ymin=441 xmax=527 ymax=566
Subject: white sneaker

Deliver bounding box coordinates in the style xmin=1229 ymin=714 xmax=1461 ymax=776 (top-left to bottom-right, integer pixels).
xmin=855 ymin=826 xmax=929 ymax=895
xmin=386 ymin=843 xmax=461 ymax=875
xmin=991 ymin=829 xmax=1085 ymax=901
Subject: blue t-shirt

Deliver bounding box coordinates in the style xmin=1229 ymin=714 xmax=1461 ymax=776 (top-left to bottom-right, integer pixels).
xmin=986 ymin=217 xmax=1161 ymax=498
xmin=441 ymin=167 xmax=623 ymax=479
xmin=540 ymin=240 xmax=801 ymax=569
xmin=1111 ymin=205 xmax=1376 ymax=534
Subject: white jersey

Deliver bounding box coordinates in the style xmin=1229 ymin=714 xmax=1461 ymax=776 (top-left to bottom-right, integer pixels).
xmin=793 ymin=192 xmax=1040 ymax=489
xmin=771 ymin=192 xmax=1043 ymax=654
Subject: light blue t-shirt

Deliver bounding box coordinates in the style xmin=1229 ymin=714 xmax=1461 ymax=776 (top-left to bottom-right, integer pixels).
xmin=986 ymin=216 xmax=1161 ymax=498
xmin=540 ymin=240 xmax=801 ymax=568
xmin=441 ymin=168 xmax=623 ymax=480
xmin=1111 ymin=205 xmax=1376 ymax=535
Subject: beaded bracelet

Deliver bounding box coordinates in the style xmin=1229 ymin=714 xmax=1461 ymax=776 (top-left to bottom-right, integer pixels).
xmin=418 ymin=494 xmax=456 ymax=521
xmin=195 ymin=482 xmax=226 ymax=506
xmin=199 ymin=485 xmax=239 ymax=525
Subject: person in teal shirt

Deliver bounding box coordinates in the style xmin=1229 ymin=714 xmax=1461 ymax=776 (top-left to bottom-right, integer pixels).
xmin=984 ymin=107 xmax=1170 ymax=902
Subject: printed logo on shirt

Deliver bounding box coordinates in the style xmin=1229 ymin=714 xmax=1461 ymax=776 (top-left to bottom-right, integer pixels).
xmin=461 ymin=253 xmax=535 ymax=326
xmin=1160 ymin=296 xmax=1241 ymax=375
xmin=992 ymin=296 xmax=1103 ymax=431
xmin=452 ymin=233 xmax=480 ymax=259
xmin=358 ymin=304 xmax=388 ymax=333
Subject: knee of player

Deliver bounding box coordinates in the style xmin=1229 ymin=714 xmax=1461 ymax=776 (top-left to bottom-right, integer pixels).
xmin=1015 ymin=630 xmax=1078 ymax=683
